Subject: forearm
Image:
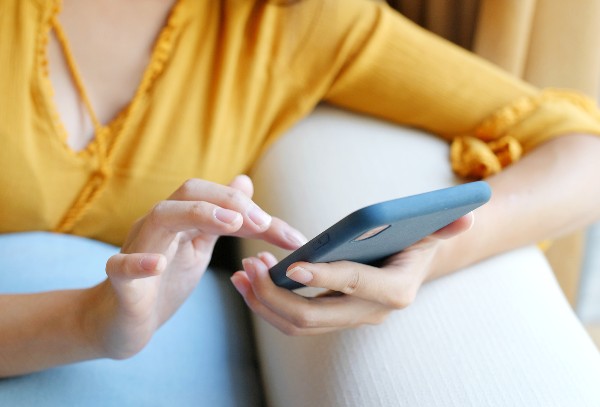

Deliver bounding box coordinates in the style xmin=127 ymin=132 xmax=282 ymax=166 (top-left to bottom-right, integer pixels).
xmin=0 ymin=287 xmax=104 ymax=378
xmin=430 ymin=133 xmax=600 ymax=279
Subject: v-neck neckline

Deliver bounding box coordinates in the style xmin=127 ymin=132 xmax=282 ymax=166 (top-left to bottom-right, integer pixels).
xmin=36 ymin=0 xmax=187 ymax=159
xmin=33 ymin=0 xmax=188 ymax=234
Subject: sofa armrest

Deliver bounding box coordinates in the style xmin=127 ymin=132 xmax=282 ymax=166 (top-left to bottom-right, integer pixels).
xmin=244 ymin=104 xmax=459 ymax=262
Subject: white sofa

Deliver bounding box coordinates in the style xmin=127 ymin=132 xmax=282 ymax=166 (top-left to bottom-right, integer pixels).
xmin=241 ymin=105 xmax=600 ymax=406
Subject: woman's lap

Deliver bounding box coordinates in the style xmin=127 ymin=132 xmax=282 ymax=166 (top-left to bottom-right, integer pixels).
xmin=0 ymin=232 xmax=264 ymax=407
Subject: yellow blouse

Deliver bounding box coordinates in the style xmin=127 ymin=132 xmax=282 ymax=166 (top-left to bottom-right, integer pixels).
xmin=1 ymin=0 xmax=600 ymax=246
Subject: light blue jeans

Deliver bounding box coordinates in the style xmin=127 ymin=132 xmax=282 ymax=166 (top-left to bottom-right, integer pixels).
xmin=0 ymin=232 xmax=264 ymax=407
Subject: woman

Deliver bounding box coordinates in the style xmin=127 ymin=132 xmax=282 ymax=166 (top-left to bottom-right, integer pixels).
xmin=1 ymin=0 xmax=600 ymax=405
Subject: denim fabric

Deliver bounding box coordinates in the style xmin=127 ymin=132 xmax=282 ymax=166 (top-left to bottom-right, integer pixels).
xmin=0 ymin=232 xmax=264 ymax=407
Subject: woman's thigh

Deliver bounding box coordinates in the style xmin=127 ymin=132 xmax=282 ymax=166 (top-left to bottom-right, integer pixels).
xmin=0 ymin=232 xmax=263 ymax=407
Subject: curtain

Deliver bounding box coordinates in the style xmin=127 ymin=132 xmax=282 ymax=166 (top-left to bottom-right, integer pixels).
xmin=387 ymin=0 xmax=600 ymax=97
xmin=385 ymin=0 xmax=481 ymax=50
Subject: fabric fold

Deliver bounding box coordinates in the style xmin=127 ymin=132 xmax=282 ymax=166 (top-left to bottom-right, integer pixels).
xmin=450 ymin=89 xmax=600 ymax=179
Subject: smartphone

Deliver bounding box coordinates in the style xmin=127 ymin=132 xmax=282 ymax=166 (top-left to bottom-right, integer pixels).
xmin=269 ymin=181 xmax=492 ymax=290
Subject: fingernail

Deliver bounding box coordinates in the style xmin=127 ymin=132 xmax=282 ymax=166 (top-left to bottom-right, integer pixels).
xmin=257 ymin=251 xmax=276 ymax=266
xmin=140 ymin=255 xmax=164 ymax=272
xmin=230 ymin=275 xmax=248 ymax=296
xmin=247 ymin=205 xmax=272 ymax=228
xmin=286 ymin=266 xmax=313 ymax=284
xmin=285 ymin=229 xmax=308 ymax=247
xmin=242 ymin=258 xmax=257 ymax=281
xmin=214 ymin=207 xmax=241 ymax=224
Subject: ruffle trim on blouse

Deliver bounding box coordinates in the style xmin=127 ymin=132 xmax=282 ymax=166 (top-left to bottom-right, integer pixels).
xmin=37 ymin=1 xmax=58 ymax=79
xmin=450 ymin=89 xmax=600 ymax=179
xmin=137 ymin=0 xmax=188 ymax=91
xmin=35 ymin=0 xmax=189 ymax=234
xmin=36 ymin=0 xmax=67 ymax=151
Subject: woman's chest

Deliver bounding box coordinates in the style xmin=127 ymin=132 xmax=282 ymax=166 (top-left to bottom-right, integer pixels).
xmin=0 ymin=0 xmax=314 ymax=244
xmin=48 ymin=0 xmax=179 ymax=152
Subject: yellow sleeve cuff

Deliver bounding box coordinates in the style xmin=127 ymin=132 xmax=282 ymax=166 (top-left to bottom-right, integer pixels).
xmin=450 ymin=89 xmax=600 ymax=179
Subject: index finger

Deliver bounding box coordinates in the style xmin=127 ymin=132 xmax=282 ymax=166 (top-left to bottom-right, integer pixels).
xmin=168 ymin=178 xmax=272 ymax=233
xmin=169 ymin=177 xmax=307 ymax=249
xmin=227 ymin=175 xmax=307 ymax=249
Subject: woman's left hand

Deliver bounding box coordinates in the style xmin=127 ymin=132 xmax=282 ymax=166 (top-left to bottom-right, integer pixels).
xmin=230 ymin=213 xmax=474 ymax=335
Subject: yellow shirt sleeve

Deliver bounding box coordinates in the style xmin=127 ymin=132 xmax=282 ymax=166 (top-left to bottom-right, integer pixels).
xmin=293 ymin=0 xmax=600 ymax=179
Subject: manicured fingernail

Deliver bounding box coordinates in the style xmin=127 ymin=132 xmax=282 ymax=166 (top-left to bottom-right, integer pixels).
xmin=257 ymin=251 xmax=276 ymax=266
xmin=140 ymin=255 xmax=165 ymax=272
xmin=214 ymin=207 xmax=241 ymax=224
xmin=230 ymin=275 xmax=248 ymax=296
xmin=247 ymin=205 xmax=272 ymax=228
xmin=285 ymin=229 xmax=308 ymax=247
xmin=286 ymin=266 xmax=313 ymax=284
xmin=242 ymin=258 xmax=257 ymax=281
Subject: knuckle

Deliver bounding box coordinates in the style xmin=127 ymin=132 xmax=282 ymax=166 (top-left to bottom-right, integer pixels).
xmin=385 ymin=289 xmax=416 ymax=310
xmin=105 ymin=255 xmax=119 ymax=276
xmin=340 ymin=269 xmax=361 ymax=295
xmin=186 ymin=201 xmax=207 ymax=221
xmin=148 ymin=201 xmax=169 ymax=224
xmin=291 ymin=309 xmax=318 ymax=329
xmin=106 ymin=254 xmax=132 ymax=279
xmin=225 ymin=189 xmax=249 ymax=208
xmin=179 ymin=178 xmax=201 ymax=196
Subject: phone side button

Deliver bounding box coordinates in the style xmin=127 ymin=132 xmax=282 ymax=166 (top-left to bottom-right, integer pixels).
xmin=311 ymin=233 xmax=330 ymax=251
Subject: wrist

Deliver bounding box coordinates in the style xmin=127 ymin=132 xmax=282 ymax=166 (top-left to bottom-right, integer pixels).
xmin=81 ymin=278 xmax=159 ymax=360
xmin=78 ymin=281 xmax=117 ymax=359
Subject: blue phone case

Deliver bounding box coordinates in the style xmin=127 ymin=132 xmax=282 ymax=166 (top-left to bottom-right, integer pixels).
xmin=269 ymin=181 xmax=492 ymax=290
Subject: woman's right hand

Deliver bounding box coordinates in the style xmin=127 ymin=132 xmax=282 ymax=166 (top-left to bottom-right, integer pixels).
xmin=85 ymin=175 xmax=306 ymax=359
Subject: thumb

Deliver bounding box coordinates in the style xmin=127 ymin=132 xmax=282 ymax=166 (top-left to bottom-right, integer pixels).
xmin=432 ymin=212 xmax=475 ymax=240
xmin=105 ymin=253 xmax=167 ymax=282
